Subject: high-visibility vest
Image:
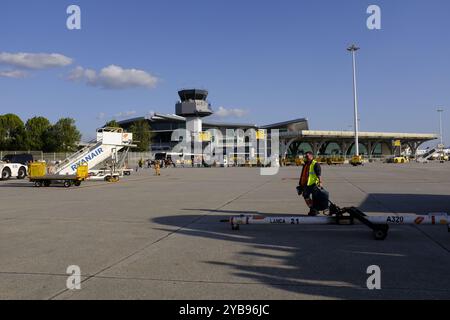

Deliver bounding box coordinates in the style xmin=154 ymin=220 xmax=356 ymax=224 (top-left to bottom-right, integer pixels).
xmin=307 ymin=160 xmax=320 ymax=186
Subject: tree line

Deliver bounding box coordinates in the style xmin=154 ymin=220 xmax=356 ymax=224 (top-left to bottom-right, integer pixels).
xmin=0 ymin=114 xmax=153 ymax=152
xmin=0 ymin=114 xmax=81 ymax=152
xmin=105 ymin=119 xmax=152 ymax=152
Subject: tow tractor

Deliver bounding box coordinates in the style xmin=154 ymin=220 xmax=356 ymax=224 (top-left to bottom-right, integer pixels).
xmin=386 ymin=156 xmax=409 ymax=164
xmin=0 ymin=162 xmax=28 ymax=180
xmin=350 ymin=155 xmax=364 ymax=166
xmin=222 ymin=202 xmax=450 ymax=241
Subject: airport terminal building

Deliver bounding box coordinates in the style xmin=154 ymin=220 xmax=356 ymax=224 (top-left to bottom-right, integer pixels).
xmin=118 ymin=89 xmax=437 ymax=159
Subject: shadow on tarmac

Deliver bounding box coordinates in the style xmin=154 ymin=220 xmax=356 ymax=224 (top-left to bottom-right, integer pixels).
xmin=0 ymin=182 xmax=32 ymax=187
xmin=361 ymin=193 xmax=450 ymax=215
xmin=151 ymin=194 xmax=450 ymax=299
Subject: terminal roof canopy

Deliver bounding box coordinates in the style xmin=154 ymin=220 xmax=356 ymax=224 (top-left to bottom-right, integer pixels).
xmin=261 ymin=118 xmax=309 ymax=131
xmin=117 ymin=114 xmax=310 ymax=131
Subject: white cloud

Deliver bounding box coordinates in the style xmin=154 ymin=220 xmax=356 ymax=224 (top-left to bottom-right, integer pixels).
xmin=0 ymin=52 xmax=73 ymax=70
xmin=0 ymin=70 xmax=29 ymax=78
xmin=96 ymin=112 xmax=106 ymax=120
xmin=114 ymin=110 xmax=137 ymax=119
xmin=69 ymin=65 xmax=158 ymax=90
xmin=215 ymin=106 xmax=248 ymax=118
xmin=96 ymin=110 xmax=140 ymax=122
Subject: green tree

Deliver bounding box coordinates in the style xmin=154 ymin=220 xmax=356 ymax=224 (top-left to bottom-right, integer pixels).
xmin=0 ymin=117 xmax=5 ymax=150
xmin=130 ymin=120 xmax=152 ymax=152
xmin=25 ymin=116 xmax=51 ymax=151
xmin=0 ymin=114 xmax=26 ymax=150
xmin=105 ymin=120 xmax=121 ymax=128
xmin=45 ymin=118 xmax=81 ymax=152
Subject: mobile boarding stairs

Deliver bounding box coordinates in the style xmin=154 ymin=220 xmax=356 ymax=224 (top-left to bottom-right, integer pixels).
xmin=28 ymin=128 xmax=134 ymax=187
xmin=52 ymin=127 xmax=134 ymax=176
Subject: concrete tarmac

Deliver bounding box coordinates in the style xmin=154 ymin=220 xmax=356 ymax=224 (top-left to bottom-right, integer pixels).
xmin=0 ymin=162 xmax=449 ymax=299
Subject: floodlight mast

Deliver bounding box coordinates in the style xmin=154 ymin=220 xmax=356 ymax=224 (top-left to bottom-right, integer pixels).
xmin=347 ymin=44 xmax=360 ymax=156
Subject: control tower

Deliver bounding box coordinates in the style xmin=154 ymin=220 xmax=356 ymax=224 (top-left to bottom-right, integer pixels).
xmin=175 ymin=89 xmax=213 ymax=140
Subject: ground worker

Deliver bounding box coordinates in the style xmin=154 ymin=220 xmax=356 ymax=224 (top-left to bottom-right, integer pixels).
xmin=298 ymin=151 xmax=323 ymax=216
xmin=154 ymin=161 xmax=161 ymax=176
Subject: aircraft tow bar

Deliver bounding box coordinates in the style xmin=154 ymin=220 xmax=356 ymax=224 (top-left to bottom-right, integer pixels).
xmin=221 ymin=203 xmax=449 ymax=241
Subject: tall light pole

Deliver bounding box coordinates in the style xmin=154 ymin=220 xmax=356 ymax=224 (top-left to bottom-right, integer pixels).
xmin=347 ymin=44 xmax=360 ymax=156
xmin=437 ymin=108 xmax=444 ymax=146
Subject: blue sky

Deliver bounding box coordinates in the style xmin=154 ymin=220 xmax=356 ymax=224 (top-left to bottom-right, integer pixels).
xmin=1 ymin=0 xmax=449 ymax=144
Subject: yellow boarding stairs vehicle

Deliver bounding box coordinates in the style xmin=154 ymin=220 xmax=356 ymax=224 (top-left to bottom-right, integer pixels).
xmin=28 ymin=162 xmax=89 ymax=188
